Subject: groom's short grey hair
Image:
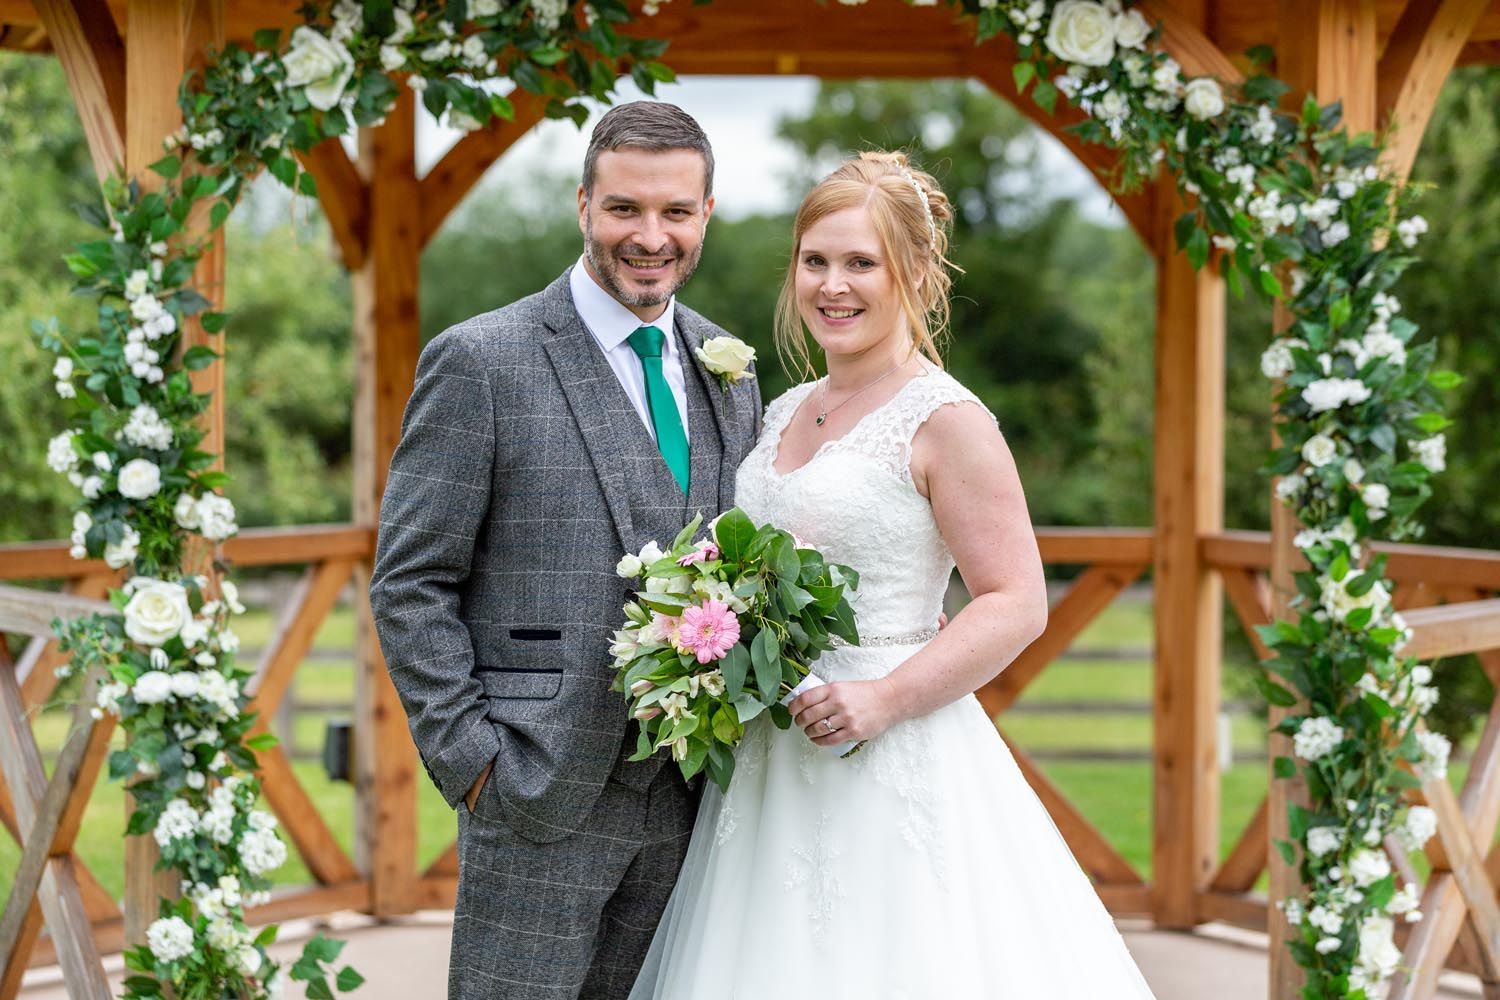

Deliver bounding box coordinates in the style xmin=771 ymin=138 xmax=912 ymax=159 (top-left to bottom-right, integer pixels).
xmin=581 ymin=101 xmax=715 ymax=201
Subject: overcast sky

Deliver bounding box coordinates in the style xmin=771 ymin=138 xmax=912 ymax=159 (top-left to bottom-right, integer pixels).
xmin=413 ymin=75 xmax=1122 ymax=224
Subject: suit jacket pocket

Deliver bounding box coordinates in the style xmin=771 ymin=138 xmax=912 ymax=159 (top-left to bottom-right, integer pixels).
xmin=477 ymin=667 xmax=563 ymax=700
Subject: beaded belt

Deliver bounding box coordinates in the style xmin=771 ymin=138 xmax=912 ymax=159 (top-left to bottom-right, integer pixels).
xmin=830 ymin=627 xmax=938 ymax=649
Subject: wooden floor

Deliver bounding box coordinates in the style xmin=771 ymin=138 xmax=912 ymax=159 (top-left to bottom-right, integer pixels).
xmin=15 ymin=913 xmax=1488 ymax=999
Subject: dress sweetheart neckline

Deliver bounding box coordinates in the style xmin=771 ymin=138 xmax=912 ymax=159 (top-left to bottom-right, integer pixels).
xmin=767 ymin=367 xmax=934 ymax=480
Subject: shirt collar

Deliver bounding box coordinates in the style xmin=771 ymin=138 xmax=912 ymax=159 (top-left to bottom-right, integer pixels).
xmin=570 ymin=256 xmax=678 ymax=351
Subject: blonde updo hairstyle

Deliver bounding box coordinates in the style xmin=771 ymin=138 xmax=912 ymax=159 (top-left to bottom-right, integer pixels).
xmin=774 ymin=150 xmax=958 ymax=379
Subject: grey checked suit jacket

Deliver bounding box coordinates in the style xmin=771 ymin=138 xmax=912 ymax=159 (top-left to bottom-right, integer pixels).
xmin=369 ymin=269 xmax=761 ymax=843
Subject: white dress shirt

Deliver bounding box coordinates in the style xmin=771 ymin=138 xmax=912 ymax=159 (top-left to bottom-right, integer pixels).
xmin=569 ymin=257 xmax=689 ymax=444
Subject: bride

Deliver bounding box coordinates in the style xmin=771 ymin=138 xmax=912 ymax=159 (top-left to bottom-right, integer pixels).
xmin=628 ymin=151 xmax=1158 ymax=998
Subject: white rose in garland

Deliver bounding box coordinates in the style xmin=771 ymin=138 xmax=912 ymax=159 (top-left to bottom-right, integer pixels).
xmin=1044 ymin=1 xmax=1116 ymax=67
xmin=146 ymin=916 xmax=195 ymax=964
xmin=1348 ymin=848 xmax=1391 ymax=887
xmin=1301 ymin=433 xmax=1338 ymax=468
xmin=104 ymin=525 xmax=141 ymax=570
xmin=133 ymin=670 xmax=174 ymax=705
xmin=118 ymin=457 xmax=163 ymax=499
xmin=1183 ymin=77 xmax=1225 ymax=120
xmin=123 ymin=578 xmax=192 ymax=646
xmin=197 ymin=493 xmax=240 ymax=540
xmin=1113 ymin=9 xmax=1152 ymax=49
xmin=282 ymin=26 xmax=356 ymax=111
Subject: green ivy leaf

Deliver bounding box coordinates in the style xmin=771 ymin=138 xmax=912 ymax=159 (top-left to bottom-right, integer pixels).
xmin=1012 ymin=61 xmax=1035 ymax=94
xmin=1273 ymin=756 xmax=1297 ymax=779
xmin=149 ymin=155 xmax=181 ymax=180
xmin=336 ymin=966 xmax=366 ymax=992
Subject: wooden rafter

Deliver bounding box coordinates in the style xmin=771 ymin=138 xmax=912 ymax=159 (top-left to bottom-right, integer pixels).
xmin=30 ymin=0 xmax=125 ymax=182
xmin=418 ymin=88 xmax=549 ymax=247
xmin=1210 ymin=795 xmax=1270 ymax=893
xmin=296 ymin=138 xmax=369 ymax=271
xmin=1221 ymin=567 xmax=1273 ymax=660
xmin=1378 ymin=0 xmax=1492 ymax=181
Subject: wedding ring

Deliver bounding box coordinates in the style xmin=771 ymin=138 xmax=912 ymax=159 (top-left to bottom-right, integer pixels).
xmin=822 ymin=719 xmax=836 ymax=736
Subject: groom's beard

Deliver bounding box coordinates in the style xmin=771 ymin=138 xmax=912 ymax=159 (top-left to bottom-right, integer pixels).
xmin=584 ymin=221 xmax=704 ymax=309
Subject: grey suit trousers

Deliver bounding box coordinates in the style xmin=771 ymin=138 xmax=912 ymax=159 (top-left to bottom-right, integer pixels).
xmin=450 ymin=765 xmax=697 ymax=999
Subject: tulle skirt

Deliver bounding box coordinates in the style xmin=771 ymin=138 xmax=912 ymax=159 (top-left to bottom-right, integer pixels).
xmin=628 ymin=643 xmax=1158 ymax=999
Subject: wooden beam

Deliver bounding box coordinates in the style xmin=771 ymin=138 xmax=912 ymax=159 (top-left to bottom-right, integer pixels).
xmin=0 ymin=674 xmax=103 ymax=986
xmin=1150 ymin=173 xmax=1226 ymax=930
xmin=1210 ymin=794 xmax=1270 ymax=893
xmin=1034 ymin=528 xmax=1155 ymax=566
xmin=1377 ymin=0 xmax=1491 ymax=181
xmin=1394 ymin=692 xmax=1500 ymax=996
xmin=18 ymin=574 xmax=116 ymax=710
xmin=1196 ymin=889 xmax=1271 ymax=931
xmin=418 ymin=88 xmax=549 ymax=247
xmin=1000 ymin=733 xmax=1146 ymax=886
xmin=1139 ymin=0 xmax=1247 ymax=83
xmin=353 ymin=91 xmax=421 ymax=917
xmin=244 ymin=558 xmax=357 ymax=715
xmin=0 ymin=585 xmax=111 ymax=639
xmin=1419 ymin=776 xmax=1500 ymax=983
xmin=296 ymin=138 xmax=369 ymax=271
xmin=0 ymin=653 xmax=109 ymax=997
xmin=975 ymin=563 xmax=1149 ymax=717
xmin=31 ymin=0 xmax=124 ymax=183
xmin=1400 ymin=597 xmax=1500 ymax=659
xmin=1221 ymin=567 xmax=1274 ymax=660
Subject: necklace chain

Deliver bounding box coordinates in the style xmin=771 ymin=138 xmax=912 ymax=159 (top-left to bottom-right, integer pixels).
xmin=816 ymin=362 xmax=905 ymax=427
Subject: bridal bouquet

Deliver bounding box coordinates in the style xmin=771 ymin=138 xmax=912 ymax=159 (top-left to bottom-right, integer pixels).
xmin=611 ymin=508 xmax=861 ymax=791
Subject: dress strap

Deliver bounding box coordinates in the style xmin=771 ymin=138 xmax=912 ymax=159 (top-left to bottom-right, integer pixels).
xmin=847 ymin=368 xmax=998 ymax=486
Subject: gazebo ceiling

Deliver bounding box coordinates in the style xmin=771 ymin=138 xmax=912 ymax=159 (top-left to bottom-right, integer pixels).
xmin=2 ymin=0 xmax=1499 ymax=72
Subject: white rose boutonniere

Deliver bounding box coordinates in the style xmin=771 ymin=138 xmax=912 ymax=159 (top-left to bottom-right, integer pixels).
xmin=1045 ymin=1 xmax=1117 ymax=68
xmin=695 ymin=336 xmax=756 ymax=390
xmin=282 ymin=27 xmax=356 ymax=112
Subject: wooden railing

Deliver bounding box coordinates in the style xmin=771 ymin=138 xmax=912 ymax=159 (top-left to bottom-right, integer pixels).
xmin=1201 ymin=529 xmax=1500 ymax=996
xmin=8 ymin=522 xmax=1500 ymax=990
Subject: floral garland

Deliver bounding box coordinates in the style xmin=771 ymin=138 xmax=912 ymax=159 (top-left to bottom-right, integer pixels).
xmin=33 ymin=0 xmax=1450 ymax=996
xmin=957 ymin=1 xmax=1451 ymax=994
xmin=36 ymin=1 xmax=675 ymax=996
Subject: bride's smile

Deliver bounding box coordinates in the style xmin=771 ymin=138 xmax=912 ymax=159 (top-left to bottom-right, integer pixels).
xmin=794 ymin=206 xmax=908 ymax=368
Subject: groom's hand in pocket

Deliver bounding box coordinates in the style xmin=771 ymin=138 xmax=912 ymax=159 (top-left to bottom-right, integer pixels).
xmin=465 ymin=760 xmax=494 ymax=812
xmin=790 ymin=677 xmax=902 ymax=747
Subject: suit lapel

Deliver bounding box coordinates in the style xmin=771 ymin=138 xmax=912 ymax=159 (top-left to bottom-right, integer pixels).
xmin=676 ymin=314 xmax=744 ymax=514
xmin=539 ymin=273 xmax=636 ymax=550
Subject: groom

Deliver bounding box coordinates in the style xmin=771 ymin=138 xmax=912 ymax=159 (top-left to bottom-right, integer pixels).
xmin=369 ymin=101 xmax=761 ymax=999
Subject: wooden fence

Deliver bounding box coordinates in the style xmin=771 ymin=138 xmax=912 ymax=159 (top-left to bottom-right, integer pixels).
xmin=4 ymin=524 xmax=1500 ymax=994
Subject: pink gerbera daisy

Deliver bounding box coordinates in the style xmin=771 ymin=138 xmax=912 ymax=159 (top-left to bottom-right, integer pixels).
xmin=675 ymin=599 xmax=741 ymax=664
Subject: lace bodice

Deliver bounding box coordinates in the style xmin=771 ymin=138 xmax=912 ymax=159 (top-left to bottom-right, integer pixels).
xmin=735 ymin=366 xmax=996 ymax=644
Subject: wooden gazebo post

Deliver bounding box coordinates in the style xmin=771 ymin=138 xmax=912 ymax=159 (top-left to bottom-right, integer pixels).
xmin=351 ymin=90 xmax=421 ymax=917
xmin=1267 ymin=2 xmax=1377 ymax=995
xmin=120 ymin=0 xmax=227 ymax=946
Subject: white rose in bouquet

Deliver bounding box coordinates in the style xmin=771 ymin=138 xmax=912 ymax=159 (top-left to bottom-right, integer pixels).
xmin=1045 ymin=1 xmax=1116 ymax=66
xmin=282 ymin=27 xmax=356 ymax=111
xmin=1113 ymin=9 xmax=1151 ymax=48
xmin=1183 ymin=77 xmax=1226 ymax=120
xmin=124 ymin=578 xmax=192 ymax=646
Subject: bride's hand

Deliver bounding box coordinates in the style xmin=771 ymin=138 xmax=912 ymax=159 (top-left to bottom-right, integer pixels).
xmin=789 ymin=677 xmax=901 ymax=747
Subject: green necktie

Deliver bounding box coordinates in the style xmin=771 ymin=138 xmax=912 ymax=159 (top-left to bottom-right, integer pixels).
xmin=626 ymin=325 xmax=690 ymax=494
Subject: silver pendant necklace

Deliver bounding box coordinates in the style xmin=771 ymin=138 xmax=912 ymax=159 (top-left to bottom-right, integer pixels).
xmin=816 ymin=362 xmax=904 ymax=427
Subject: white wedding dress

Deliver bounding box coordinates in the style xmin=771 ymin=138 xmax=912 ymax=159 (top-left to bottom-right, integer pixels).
xmin=629 ymin=367 xmax=1158 ymax=999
